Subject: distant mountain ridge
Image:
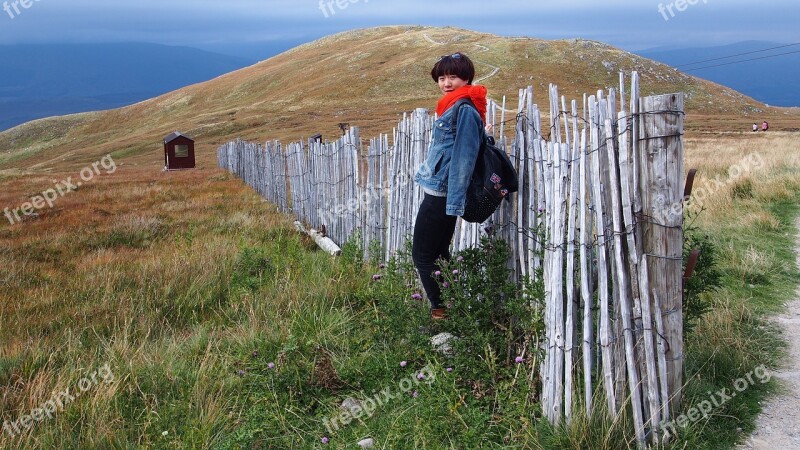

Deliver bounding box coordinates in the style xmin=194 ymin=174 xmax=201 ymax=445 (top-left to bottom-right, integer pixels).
xmin=638 ymin=41 xmax=800 ymax=107
xmin=0 ymin=43 xmax=256 ymax=131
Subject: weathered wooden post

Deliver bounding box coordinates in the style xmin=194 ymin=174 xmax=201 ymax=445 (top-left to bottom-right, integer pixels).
xmin=636 ymin=93 xmax=685 ymax=419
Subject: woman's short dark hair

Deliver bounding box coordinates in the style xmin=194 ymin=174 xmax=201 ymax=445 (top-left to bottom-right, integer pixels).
xmin=430 ymin=52 xmax=475 ymax=84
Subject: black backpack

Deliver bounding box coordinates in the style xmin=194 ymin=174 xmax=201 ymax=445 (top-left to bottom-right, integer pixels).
xmin=452 ymin=99 xmax=519 ymax=223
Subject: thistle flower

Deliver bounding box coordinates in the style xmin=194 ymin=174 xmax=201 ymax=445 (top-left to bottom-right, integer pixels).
xmin=452 ymin=269 xmax=459 ymax=275
xmin=372 ymin=274 xmax=381 ymax=281
xmin=443 ymin=282 xmax=450 ymax=288
xmin=446 ymin=367 xmax=453 ymax=373
xmin=434 ymin=270 xmax=442 ymax=277
xmin=252 ymin=351 xmax=258 ymax=357
xmin=411 ymin=293 xmax=423 ymax=300
xmin=417 ymin=373 xmax=425 ymax=380
xmin=321 ymin=436 xmax=330 ymax=444
xmin=237 ymin=369 xmax=245 ymax=376
xmin=268 ymin=362 xmax=276 ymax=369
xmin=400 ymin=361 xmax=407 ymax=367
xmin=515 ymin=356 xmax=524 ymax=364
xmin=457 ymin=256 xmax=464 ymax=262
xmin=412 ymin=391 xmax=419 ymax=398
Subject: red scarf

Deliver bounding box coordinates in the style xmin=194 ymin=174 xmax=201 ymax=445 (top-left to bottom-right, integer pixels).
xmin=436 ymin=85 xmax=487 ymax=122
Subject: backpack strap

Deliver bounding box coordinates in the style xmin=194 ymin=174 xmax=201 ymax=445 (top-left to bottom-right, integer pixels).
xmin=449 ymin=97 xmax=487 ymax=141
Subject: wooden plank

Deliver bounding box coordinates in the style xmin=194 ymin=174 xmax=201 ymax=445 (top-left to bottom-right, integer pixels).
xmin=638 ymin=93 xmax=684 ymax=416
xmin=589 ymin=96 xmax=616 ymax=415
xmin=605 ymin=118 xmax=646 ymax=445
xmin=652 ymin=290 xmax=672 ymax=426
xmin=638 ymin=258 xmax=663 ymax=442
xmin=578 ymin=124 xmax=593 ymax=414
xmin=564 ymin=100 xmax=581 ymax=423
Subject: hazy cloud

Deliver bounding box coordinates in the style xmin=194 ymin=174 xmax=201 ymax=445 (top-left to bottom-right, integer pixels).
xmin=0 ymin=0 xmax=797 ymax=51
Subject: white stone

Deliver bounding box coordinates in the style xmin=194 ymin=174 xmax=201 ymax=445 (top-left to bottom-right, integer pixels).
xmin=357 ymin=437 xmax=375 ymax=448
xmin=431 ymin=332 xmax=456 ymax=355
xmin=340 ymin=397 xmax=362 ymax=414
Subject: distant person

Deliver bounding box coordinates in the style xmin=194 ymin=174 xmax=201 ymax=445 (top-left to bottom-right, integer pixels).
xmin=752 ymin=123 xmax=758 ymax=132
xmin=413 ymin=52 xmax=486 ymax=320
xmin=762 ymin=120 xmax=769 ymax=132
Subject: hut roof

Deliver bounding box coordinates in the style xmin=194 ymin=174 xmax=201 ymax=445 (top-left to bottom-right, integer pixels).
xmin=164 ymin=131 xmax=193 ymax=144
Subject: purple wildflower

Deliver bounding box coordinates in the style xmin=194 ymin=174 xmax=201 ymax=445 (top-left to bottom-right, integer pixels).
xmin=452 ymin=269 xmax=459 ymax=275
xmin=417 ymin=373 xmax=425 ymax=380
xmin=379 ymin=263 xmax=386 ymax=269
xmin=321 ymin=436 xmax=330 ymax=444
xmin=372 ymin=274 xmax=381 ymax=281
xmin=457 ymin=256 xmax=464 ymax=262
xmin=412 ymin=391 xmax=419 ymax=398
xmin=252 ymin=351 xmax=258 ymax=357
xmin=434 ymin=270 xmax=442 ymax=277
xmin=400 ymin=361 xmax=407 ymax=367
xmin=268 ymin=362 xmax=276 ymax=369
xmin=443 ymin=282 xmax=450 ymax=288
xmin=411 ymin=293 xmax=423 ymax=300
xmin=515 ymin=356 xmax=524 ymax=364
xmin=446 ymin=367 xmax=453 ymax=373
xmin=237 ymin=369 xmax=245 ymax=376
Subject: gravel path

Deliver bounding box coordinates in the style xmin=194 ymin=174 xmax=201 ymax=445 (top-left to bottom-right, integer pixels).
xmin=739 ymin=220 xmax=800 ymax=449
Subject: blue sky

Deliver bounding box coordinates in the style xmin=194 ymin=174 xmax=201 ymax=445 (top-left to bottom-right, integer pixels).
xmin=0 ymin=0 xmax=798 ymax=53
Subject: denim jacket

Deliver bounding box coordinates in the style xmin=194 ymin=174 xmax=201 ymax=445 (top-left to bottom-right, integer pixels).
xmin=414 ymin=102 xmax=483 ymax=216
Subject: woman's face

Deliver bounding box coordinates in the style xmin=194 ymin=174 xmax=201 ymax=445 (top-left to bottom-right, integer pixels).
xmin=437 ymin=74 xmax=468 ymax=95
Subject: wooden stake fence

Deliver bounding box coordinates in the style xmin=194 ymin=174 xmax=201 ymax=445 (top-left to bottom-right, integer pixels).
xmin=217 ymin=73 xmax=685 ymax=446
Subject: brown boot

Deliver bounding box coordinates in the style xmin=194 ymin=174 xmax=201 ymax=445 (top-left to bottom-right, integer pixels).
xmin=431 ymin=308 xmax=448 ymax=320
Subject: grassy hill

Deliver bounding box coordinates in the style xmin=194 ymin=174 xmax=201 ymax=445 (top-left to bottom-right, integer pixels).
xmin=1 ymin=25 xmax=798 ymax=175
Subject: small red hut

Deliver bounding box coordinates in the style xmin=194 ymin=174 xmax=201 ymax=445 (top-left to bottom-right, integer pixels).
xmin=163 ymin=131 xmax=195 ymax=170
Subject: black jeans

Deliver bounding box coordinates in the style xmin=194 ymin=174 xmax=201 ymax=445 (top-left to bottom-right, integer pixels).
xmin=412 ymin=194 xmax=458 ymax=309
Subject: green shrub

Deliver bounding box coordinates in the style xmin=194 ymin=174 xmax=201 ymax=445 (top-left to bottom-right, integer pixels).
xmin=437 ymin=235 xmax=545 ymax=390
xmin=683 ymin=210 xmax=722 ymax=335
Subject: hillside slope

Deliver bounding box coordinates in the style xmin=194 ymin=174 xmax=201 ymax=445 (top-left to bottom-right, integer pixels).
xmin=1 ymin=26 xmax=796 ymax=174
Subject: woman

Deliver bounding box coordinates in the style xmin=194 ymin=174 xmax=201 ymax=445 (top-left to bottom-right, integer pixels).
xmin=412 ymin=52 xmax=487 ymax=320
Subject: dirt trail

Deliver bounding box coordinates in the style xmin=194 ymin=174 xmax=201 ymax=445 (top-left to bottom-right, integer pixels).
xmin=421 ymin=34 xmax=500 ymax=84
xmin=739 ymin=219 xmax=800 ymax=449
